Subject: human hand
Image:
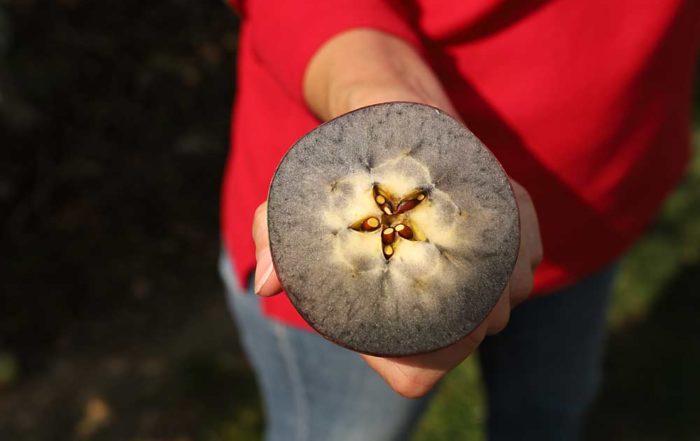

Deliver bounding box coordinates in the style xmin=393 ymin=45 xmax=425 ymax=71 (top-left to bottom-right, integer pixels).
xmin=252 ymin=178 xmax=541 ymax=397
xmin=252 ymin=29 xmax=542 ymax=398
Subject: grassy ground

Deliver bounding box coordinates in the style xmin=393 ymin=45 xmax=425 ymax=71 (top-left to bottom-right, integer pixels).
xmin=1 ymin=1 xmax=699 ymax=440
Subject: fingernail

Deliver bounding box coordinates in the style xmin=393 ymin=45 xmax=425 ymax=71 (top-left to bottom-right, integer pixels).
xmin=254 ymin=247 xmax=274 ymax=294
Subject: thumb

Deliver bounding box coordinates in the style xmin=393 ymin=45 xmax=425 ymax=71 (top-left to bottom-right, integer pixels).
xmin=252 ymin=201 xmax=283 ymax=296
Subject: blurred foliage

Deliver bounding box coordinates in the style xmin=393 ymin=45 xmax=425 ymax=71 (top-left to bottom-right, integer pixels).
xmin=585 ymin=128 xmax=700 ymax=441
xmin=0 ymin=351 xmax=19 ymax=388
xmin=413 ymin=356 xmax=486 ymax=441
xmin=0 ymin=0 xmax=699 ymax=440
xmin=609 ymin=130 xmax=700 ymax=327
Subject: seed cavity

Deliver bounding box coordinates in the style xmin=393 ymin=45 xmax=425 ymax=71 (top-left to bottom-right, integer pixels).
xmin=374 ymin=186 xmax=395 ymax=216
xmin=383 ymin=245 xmax=394 ymax=258
xmin=349 ymin=184 xmax=428 ymax=260
xmin=395 ymin=223 xmax=414 ymax=240
xmin=382 ymin=227 xmax=396 ymax=244
xmin=351 ymin=216 xmax=381 ymax=232
xmin=362 ymin=217 xmax=380 ymax=231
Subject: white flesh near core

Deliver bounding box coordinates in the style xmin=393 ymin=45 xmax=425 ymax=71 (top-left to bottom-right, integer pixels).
xmin=321 ymin=154 xmax=482 ymax=310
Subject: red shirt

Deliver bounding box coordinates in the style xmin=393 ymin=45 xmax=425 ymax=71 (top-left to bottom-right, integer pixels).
xmin=222 ymin=0 xmax=700 ymax=330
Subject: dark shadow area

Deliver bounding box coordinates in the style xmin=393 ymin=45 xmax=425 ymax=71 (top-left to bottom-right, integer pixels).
xmin=0 ymin=1 xmax=262 ymax=440
xmin=587 ymin=261 xmax=700 ymax=441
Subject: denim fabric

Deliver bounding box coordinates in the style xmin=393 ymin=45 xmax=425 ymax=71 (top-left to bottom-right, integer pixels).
xmin=219 ymin=255 xmax=431 ymax=441
xmin=479 ymin=265 xmax=616 ymax=441
xmin=219 ymin=254 xmax=615 ymax=441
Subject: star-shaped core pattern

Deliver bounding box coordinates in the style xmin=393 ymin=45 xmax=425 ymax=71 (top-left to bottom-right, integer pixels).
xmin=350 ymin=184 xmax=427 ymax=260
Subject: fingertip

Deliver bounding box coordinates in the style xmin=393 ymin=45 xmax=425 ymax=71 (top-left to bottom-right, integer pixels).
xmin=485 ymin=291 xmax=511 ymax=335
xmin=256 ymin=267 xmax=283 ymax=297
xmin=254 ymin=247 xmax=283 ymax=296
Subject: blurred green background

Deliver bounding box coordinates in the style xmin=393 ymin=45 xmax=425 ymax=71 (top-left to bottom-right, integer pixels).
xmin=0 ymin=1 xmax=698 ymax=440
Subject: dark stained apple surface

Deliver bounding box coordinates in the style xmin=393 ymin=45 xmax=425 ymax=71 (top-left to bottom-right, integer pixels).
xmin=267 ymin=102 xmax=519 ymax=356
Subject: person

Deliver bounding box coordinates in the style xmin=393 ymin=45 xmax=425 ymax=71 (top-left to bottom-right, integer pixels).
xmin=218 ymin=1 xmax=700 ymax=440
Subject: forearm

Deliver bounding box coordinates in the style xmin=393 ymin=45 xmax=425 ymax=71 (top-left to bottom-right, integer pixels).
xmin=302 ymin=28 xmax=457 ymax=121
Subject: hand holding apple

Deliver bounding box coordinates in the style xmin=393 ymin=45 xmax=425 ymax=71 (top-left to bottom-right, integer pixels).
xmin=251 ymin=29 xmax=542 ymax=398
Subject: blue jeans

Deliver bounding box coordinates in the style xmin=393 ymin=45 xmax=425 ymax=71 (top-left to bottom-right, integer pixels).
xmin=220 ymin=254 xmax=615 ymax=441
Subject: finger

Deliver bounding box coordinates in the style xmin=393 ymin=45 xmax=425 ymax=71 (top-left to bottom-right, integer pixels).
xmin=361 ymin=329 xmax=483 ymax=398
xmin=252 ymin=202 xmax=270 ymax=250
xmin=360 ymin=291 xmax=505 ymax=398
xmin=361 ymin=355 xmax=438 ymax=399
xmin=513 ymin=182 xmax=543 ymax=272
xmin=251 ymin=202 xmax=284 ymax=296
xmin=509 ymin=243 xmax=534 ymax=307
xmin=508 ymin=180 xmax=543 ymax=306
xmin=254 ymin=246 xmax=283 ymax=296
xmin=485 ymin=289 xmax=511 ymax=335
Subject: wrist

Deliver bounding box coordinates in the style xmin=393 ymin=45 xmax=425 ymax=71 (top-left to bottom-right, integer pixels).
xmin=303 ymin=28 xmax=456 ymax=121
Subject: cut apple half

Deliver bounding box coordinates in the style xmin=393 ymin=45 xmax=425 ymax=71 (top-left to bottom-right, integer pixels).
xmin=267 ymin=102 xmax=519 ymax=356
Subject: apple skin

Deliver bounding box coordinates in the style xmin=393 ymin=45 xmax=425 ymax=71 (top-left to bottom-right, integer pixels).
xmin=267 ymin=102 xmax=519 ymax=356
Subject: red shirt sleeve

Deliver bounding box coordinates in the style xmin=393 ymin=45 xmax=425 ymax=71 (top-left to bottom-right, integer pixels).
xmin=243 ymin=0 xmax=423 ymax=104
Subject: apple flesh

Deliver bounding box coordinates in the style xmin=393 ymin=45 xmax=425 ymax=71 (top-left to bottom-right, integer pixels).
xmin=267 ymin=102 xmax=519 ymax=356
